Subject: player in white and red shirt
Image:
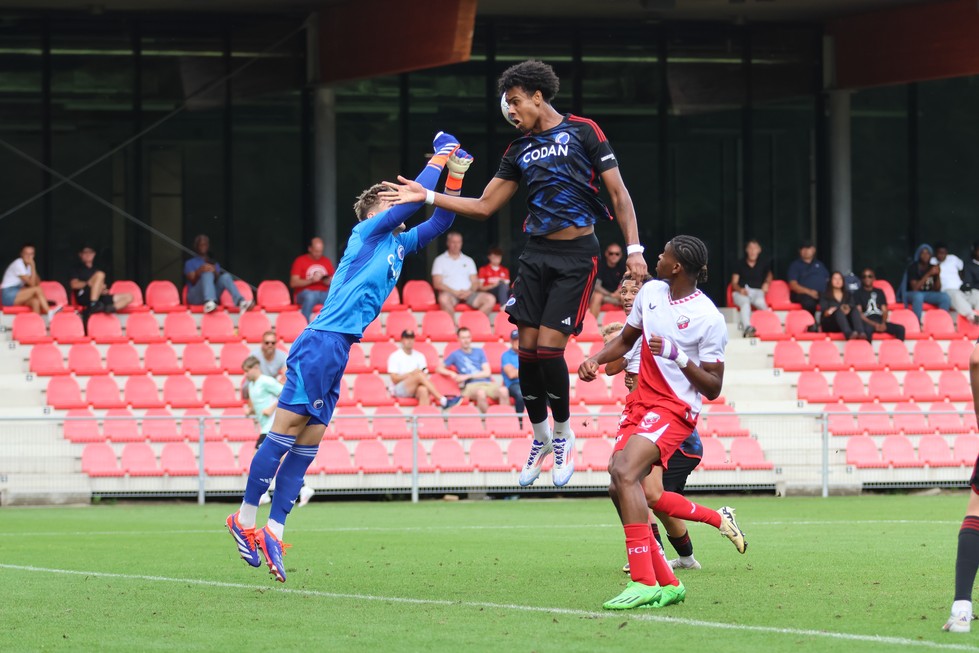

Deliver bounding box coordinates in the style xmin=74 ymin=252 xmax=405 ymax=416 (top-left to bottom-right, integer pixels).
xmin=580 ymin=235 xmax=746 ymax=610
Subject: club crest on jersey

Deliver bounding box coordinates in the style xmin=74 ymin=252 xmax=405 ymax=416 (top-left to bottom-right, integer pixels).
xmin=639 ymin=411 xmax=660 ymax=430
xmin=554 ymin=131 xmax=570 ymax=145
xmin=522 ymin=142 xmax=568 ymax=164
xmin=676 ymin=315 xmax=690 ymax=330
xmin=397 ymin=245 xmax=405 ymax=261
xmin=505 ymin=296 xmax=516 ymax=307
xmin=312 ymin=399 xmax=325 ymax=410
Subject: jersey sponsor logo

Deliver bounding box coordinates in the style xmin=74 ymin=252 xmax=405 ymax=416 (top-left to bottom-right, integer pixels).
xmin=554 ymin=131 xmax=571 ymax=145
xmin=600 ymin=153 xmax=616 ymax=162
xmin=627 ymin=545 xmax=649 ymax=555
xmin=561 ymin=316 xmax=572 ymax=326
xmin=505 ymin=296 xmax=516 ymax=307
xmin=521 ymin=143 xmax=569 ymax=164
xmin=387 ymin=253 xmax=401 ymax=281
xmin=639 ymin=411 xmax=660 ymax=430
xmin=312 ymin=399 xmax=325 ymax=410
xmin=677 ymin=315 xmax=690 ymax=330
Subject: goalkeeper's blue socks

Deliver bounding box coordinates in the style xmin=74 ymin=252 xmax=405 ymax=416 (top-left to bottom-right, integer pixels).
xmin=239 ymin=431 xmax=294 ymax=528
xmin=266 ymin=443 xmax=320 ymax=536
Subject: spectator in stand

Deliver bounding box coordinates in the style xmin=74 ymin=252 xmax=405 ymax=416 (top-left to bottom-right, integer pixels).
xmin=290 ymin=237 xmax=335 ymax=323
xmin=184 ymin=234 xmax=253 ymax=314
xmin=853 ymin=268 xmax=906 ymax=341
xmin=68 ymin=244 xmax=133 ymax=317
xmin=936 ymin=242 xmax=979 ymax=326
xmin=477 ymin=246 xmax=511 ymax=306
xmin=729 ymin=239 xmax=772 ymax=338
xmin=501 ymin=328 xmax=524 ymax=425
xmin=438 ymin=326 xmax=508 ymax=413
xmin=590 ymin=242 xmax=626 ymax=318
xmin=904 ymin=243 xmax=951 ymax=323
xmin=387 ymin=329 xmax=460 ymax=408
xmin=962 ymin=241 xmax=979 ymax=326
xmin=787 ymin=240 xmax=829 ymax=317
xmin=1 ymin=243 xmax=60 ymax=318
xmin=820 ymin=271 xmax=868 ymax=340
xmin=251 ymin=330 xmax=288 ymax=381
xmin=431 ymin=230 xmax=495 ymax=321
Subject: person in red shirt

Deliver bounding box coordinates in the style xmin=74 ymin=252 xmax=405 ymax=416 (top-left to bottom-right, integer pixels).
xmin=477 ymin=246 xmax=511 ymax=306
xmin=290 ymin=237 xmax=335 ymax=322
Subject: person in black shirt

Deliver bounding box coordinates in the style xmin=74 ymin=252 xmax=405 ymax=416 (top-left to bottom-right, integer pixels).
xmin=590 ymin=242 xmax=627 ymax=317
xmin=853 ymin=268 xmax=905 ymax=341
xmin=730 ymin=239 xmax=772 ymax=338
xmin=820 ymin=271 xmax=868 ymax=340
xmin=905 ymin=243 xmax=951 ymax=323
xmin=960 ymin=241 xmax=979 ymax=326
xmin=69 ymin=244 xmax=132 ymax=316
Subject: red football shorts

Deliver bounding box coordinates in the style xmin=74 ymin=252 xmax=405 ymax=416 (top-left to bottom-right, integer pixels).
xmin=612 ymin=402 xmax=697 ymax=470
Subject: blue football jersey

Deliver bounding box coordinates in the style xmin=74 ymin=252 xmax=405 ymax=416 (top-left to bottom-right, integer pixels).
xmin=495 ymin=114 xmax=619 ymax=236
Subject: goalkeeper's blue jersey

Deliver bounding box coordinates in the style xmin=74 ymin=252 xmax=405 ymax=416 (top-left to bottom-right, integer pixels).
xmin=308 ymin=214 xmax=420 ymax=338
xmin=495 ymin=114 xmax=619 ymax=236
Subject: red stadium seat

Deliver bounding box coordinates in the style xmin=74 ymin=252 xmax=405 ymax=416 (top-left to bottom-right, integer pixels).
xmin=202 ymin=375 xmax=243 ymax=408
xmin=86 ymin=376 xmax=126 ymax=409
xmin=901 ymin=370 xmax=940 ymax=403
xmin=126 ymin=312 xmax=165 ymax=344
xmin=313 ymin=440 xmax=356 ymax=474
xmin=381 ymin=287 xmax=404 ymax=312
xmin=393 ymin=439 xmax=432 ymax=473
xmin=949 ymin=340 xmax=975 ymax=370
xmin=50 ymin=312 xmax=89 ymax=344
xmin=825 ymin=404 xmax=861 ymax=436
xmin=581 ymin=438 xmax=613 ymax=471
xmin=402 ymin=280 xmax=439 ymax=311
xmin=12 ymin=313 xmax=51 ymax=344
xmin=958 ymin=314 xmax=979 ymax=340
xmin=237 ymin=311 xmax=272 ymax=343
xmin=447 ymin=405 xmax=487 ymax=438
xmin=846 ymin=436 xmax=885 ymax=468
xmin=480 ymin=342 xmax=507 ymax=374
xmin=203 ymin=441 xmax=240 ymax=475
xmin=889 ymin=309 xmax=923 ymax=340
xmin=574 ymin=312 xmax=603 ymax=342
xmin=765 ymin=279 xmax=801 ymax=310
xmin=238 ymin=442 xmax=256 ymax=473
xmin=332 ymin=407 xmax=371 ymax=440
xmin=273 ymin=311 xmax=306 ymax=343
xmin=161 ymin=442 xmax=199 ymax=476
xmin=421 ymin=311 xmax=456 ymax=342
xmin=144 ymin=342 xmax=183 ymax=375
xmin=808 ymin=341 xmax=844 ymax=372
xmin=702 ymin=404 xmax=750 ymax=437
xmin=201 ymin=311 xmax=238 ymax=343
xmin=430 ymin=439 xmax=471 ymax=472
xmin=142 ymin=408 xmax=182 ymax=442
xmin=881 ymin=434 xmax=920 ymax=468
xmin=867 ymin=370 xmax=903 ymax=402
xmin=469 ymin=439 xmax=509 ymax=471
xmin=912 ymin=340 xmax=951 ymax=370
xmin=108 ymin=280 xmax=147 ymax=312
xmin=506 ymin=437 xmax=551 ymax=471
xmin=573 ymin=379 xmax=613 ymax=405
xmin=730 ymin=438 xmax=773 ymax=470
xmin=413 ymin=341 xmax=441 ymax=371
xmin=564 ymin=341 xmax=585 ymax=374
xmin=40 ymin=280 xmax=69 ymax=308
xmin=485 ymin=404 xmax=523 ymax=439
xmin=773 ymin=341 xmax=808 ymax=371
xmin=145 ymin=280 xmax=184 ymax=313
xmin=256 ymin=280 xmax=298 ymax=312
xmin=46 ymin=376 xmax=86 ymax=409
xmin=750 ymin=310 xmax=787 ymax=341
xmin=892 ymin=402 xmax=931 ymax=435
xmin=368 ymin=341 xmax=397 ymax=373
xmin=602 ymin=309 xmax=627 ymax=327
xmin=103 ymin=408 xmax=141 ymax=443
xmin=784 ymin=310 xmax=817 ymax=340
xmin=163 ymin=375 xmax=203 ymax=408
xmin=856 ymin=404 xmax=897 ymax=436
xmin=106 ymin=343 xmax=144 ymax=375
xmin=182 ymin=342 xmax=221 ymax=375
xmin=459 ymin=311 xmax=494 ymax=342
xmin=360 ymin=318 xmax=385 ymax=343
xmin=218 ymin=408 xmax=259 ymax=442
xmin=179 ymin=409 xmax=219 ymax=441
xmin=430 ymin=373 xmax=461 ymax=398
xmin=700 ymin=437 xmax=735 ymax=470
xmin=832 ymin=371 xmax=868 ymax=403
xmin=413 ymin=405 xmax=451 ymax=439
xmin=939 ymin=370 xmax=973 ymax=402
xmin=219 ymin=280 xmax=255 ymax=312
xmin=354 ymin=440 xmax=394 ymax=473
xmin=923 ymin=310 xmax=957 ymax=339
xmin=873 ymin=279 xmax=902 ymax=310
xmin=575 ymin=408 xmax=602 ymax=438
xmin=917 ymin=435 xmax=957 ymax=467
xmin=372 ymin=406 xmax=412 ymax=439
xmin=929 ymin=402 xmax=965 ymax=435
xmin=124 ymin=375 xmax=165 ymax=409
xmin=219 ymin=342 xmax=252 ymax=374
xmin=878 ymin=340 xmax=913 ymax=371
xmin=87 ymin=313 xmax=127 ymax=344
xmin=954 ymin=435 xmax=979 ymax=465
xmin=798 ymin=373 xmax=833 ymax=404
xmin=385 ymin=311 xmax=418 ymax=341
xmin=121 ymin=442 xmax=162 ymax=476
xmin=494 ymin=311 xmax=515 ymax=341
xmin=82 ymin=442 xmax=124 ymax=477
xmin=352 ymin=374 xmax=395 ymax=407
xmin=63 ymin=409 xmax=102 ymax=443
xmin=843 ymin=339 xmax=879 ymax=371
xmin=163 ymin=312 xmax=203 ymax=344
xmin=30 ymin=343 xmax=67 ymax=376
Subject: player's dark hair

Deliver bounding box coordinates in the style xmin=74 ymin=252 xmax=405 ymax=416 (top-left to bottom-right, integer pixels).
xmin=619 ymin=271 xmax=654 ymax=288
xmin=669 ymin=235 xmax=709 ymax=284
xmin=353 ymin=184 xmax=386 ymax=222
xmin=497 ymin=60 xmax=560 ymax=103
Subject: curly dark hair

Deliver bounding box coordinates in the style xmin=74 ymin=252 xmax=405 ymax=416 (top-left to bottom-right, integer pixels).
xmin=497 ymin=60 xmax=560 ymax=102
xmin=669 ymin=235 xmax=710 ymax=284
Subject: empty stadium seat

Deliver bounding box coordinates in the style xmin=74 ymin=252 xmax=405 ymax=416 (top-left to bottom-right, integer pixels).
xmin=126 ymin=312 xmax=165 ymax=344
xmin=575 ymin=408 xmax=602 ymax=438
xmin=923 ymin=310 xmax=958 ymax=339
xmin=273 ymin=311 xmax=306 ymax=343
xmin=856 ymin=404 xmax=897 ymax=435
xmin=700 ymin=437 xmax=735 ymax=470
xmin=878 ymin=339 xmax=914 ymax=371
xmin=63 ymin=409 xmax=102 ymax=443
xmin=845 ymin=436 xmax=886 ymax=468
xmin=30 ymin=343 xmax=67 ymax=376
xmin=124 ymin=375 xmax=165 ymax=409
xmin=949 ymin=339 xmax=975 ymax=370
xmin=564 ymin=342 xmax=585 ymax=374
xmin=873 ymin=279 xmax=902 ymax=310
xmin=202 ymin=375 xmax=242 ymax=408
xmin=46 ymin=376 xmax=86 ymax=409
xmin=785 ymin=310 xmax=818 ymax=340
xmin=482 ymin=342 xmax=507 ymax=374
xmin=372 ymin=406 xmax=412 ymax=439
xmin=361 ymin=318 xmax=385 ymax=342
xmin=179 ymin=409 xmax=220 ymax=441
xmin=459 ymin=312 xmax=494 ymax=342
xmin=103 ymin=408 xmax=141 ymax=443
xmin=393 ymin=439 xmax=432 ymax=473
xmin=413 ymin=405 xmax=451 ymax=439
xmin=750 ymin=310 xmax=787 ymax=341
xmin=237 ymin=442 xmax=256 ymax=473
xmin=765 ymin=279 xmax=801 ymax=310
xmin=86 ymin=376 xmax=126 ymax=409
xmin=121 ymin=442 xmax=162 ymax=476
xmin=354 ymin=440 xmax=395 ymax=473
xmin=66 ymin=343 xmax=106 ymax=376
xmin=892 ymin=402 xmax=931 ymax=435
xmin=842 ymin=339 xmax=879 ymax=371
xmin=493 ymin=311 xmax=515 ymax=341
xmin=929 ymin=402 xmax=965 ymax=434
xmin=421 ymin=311 xmax=456 ymax=342
xmin=773 ymin=341 xmax=807 ymax=371
xmin=832 ymin=371 xmax=868 ymax=402
xmin=484 ymin=405 xmax=523 ymax=439
xmin=219 ymin=342 xmax=251 ymax=374
xmin=368 ymin=341 xmax=397 ymax=373
xmin=939 ymin=370 xmax=972 ymax=401
xmin=447 ymin=405 xmax=487 ymax=438
xmin=182 ymin=342 xmax=221 ymax=375
xmin=203 ymin=441 xmax=241 ymax=475
xmin=106 ymin=343 xmax=144 ymax=375
xmin=574 ymin=312 xmax=602 ymax=342
xmin=596 ymin=412 xmax=623 ymax=437
xmin=602 ymin=309 xmax=627 ymax=327
xmin=161 ymin=442 xmax=199 ymax=476
xmin=573 ymin=379 xmax=613 ymax=405
xmin=87 ymin=313 xmax=127 ymax=344
xmin=702 ymin=405 xmax=750 ymax=437
xmin=201 ymin=311 xmax=238 ymax=343
xmin=13 ymin=312 xmax=52 ymax=344
xmin=867 ymin=370 xmax=902 ymax=402
xmin=825 ymin=404 xmax=861 ymax=436
xmin=332 ymin=407 xmax=372 ymax=440
xmin=506 ymin=438 xmax=542 ymax=472
xmin=917 ymin=435 xmax=957 ymax=467
xmin=430 ymin=439 xmax=471 ymax=472
xmin=808 ymin=341 xmax=844 ymax=371
xmin=352 ymin=374 xmax=395 ymax=407
xmin=385 ymin=311 xmax=418 ymax=341
xmin=912 ymin=340 xmax=951 ymax=370
xmin=163 ymin=312 xmax=203 ymax=344
xmin=469 ymin=439 xmax=509 ymax=471
xmin=881 ymin=434 xmax=920 ymax=467
xmin=889 ymin=309 xmax=923 ymax=339
xmin=40 ymin=280 xmax=69 ymax=308
xmin=954 ymin=435 xmax=979 ymax=466
xmin=237 ymin=311 xmax=272 ymax=343
xmin=108 ymin=280 xmax=147 ymax=312
xmin=82 ymin=443 xmax=124 ymax=477
xmin=145 ymin=280 xmax=184 ymax=312
xmin=381 ymin=287 xmax=404 ymax=312
xmin=256 ymin=280 xmax=297 ymax=312
xmin=144 ymin=342 xmax=183 ymax=375
xmin=581 ymin=438 xmax=613 ymax=471
xmin=50 ymin=312 xmax=89 ymax=344
xmin=218 ymin=407 xmax=259 ymax=442
xmin=142 ymin=408 xmax=182 ymax=442
xmin=902 ymin=370 xmax=940 ymax=403
xmin=957 ymin=314 xmax=979 ymax=340
xmin=314 ymin=440 xmax=356 ymax=474
xmin=163 ymin=375 xmax=203 ymax=408
xmin=402 ymin=280 xmax=438 ymax=311
xmin=730 ymin=438 xmax=773 ymax=470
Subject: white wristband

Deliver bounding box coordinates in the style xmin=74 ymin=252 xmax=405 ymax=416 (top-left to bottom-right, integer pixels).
xmin=675 ymin=350 xmax=689 ymax=369
xmin=627 ymin=244 xmax=645 ymax=256
xmin=425 ymin=190 xmax=436 ymax=206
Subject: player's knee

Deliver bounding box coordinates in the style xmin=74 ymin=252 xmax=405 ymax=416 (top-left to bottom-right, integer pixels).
xmin=970 ymin=346 xmax=979 ymax=373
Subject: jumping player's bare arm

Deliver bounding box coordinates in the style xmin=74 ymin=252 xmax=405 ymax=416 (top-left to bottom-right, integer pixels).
xmin=381 ymin=175 xmax=518 ymax=222
xmin=600 ymin=167 xmax=646 ymax=280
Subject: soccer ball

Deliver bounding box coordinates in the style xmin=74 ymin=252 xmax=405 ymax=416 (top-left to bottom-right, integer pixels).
xmin=500 ymin=92 xmax=517 ymax=128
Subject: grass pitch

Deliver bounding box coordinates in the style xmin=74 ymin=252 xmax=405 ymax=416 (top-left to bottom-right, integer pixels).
xmin=2 ymin=493 xmax=978 ymax=652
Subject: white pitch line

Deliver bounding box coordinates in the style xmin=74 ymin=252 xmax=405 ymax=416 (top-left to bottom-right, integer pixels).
xmin=0 ymin=519 xmax=961 ymax=538
xmin=0 ymin=563 xmax=976 ymax=651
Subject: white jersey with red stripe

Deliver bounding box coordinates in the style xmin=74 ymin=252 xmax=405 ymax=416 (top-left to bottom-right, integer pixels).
xmin=625 ymin=279 xmax=728 ymax=420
